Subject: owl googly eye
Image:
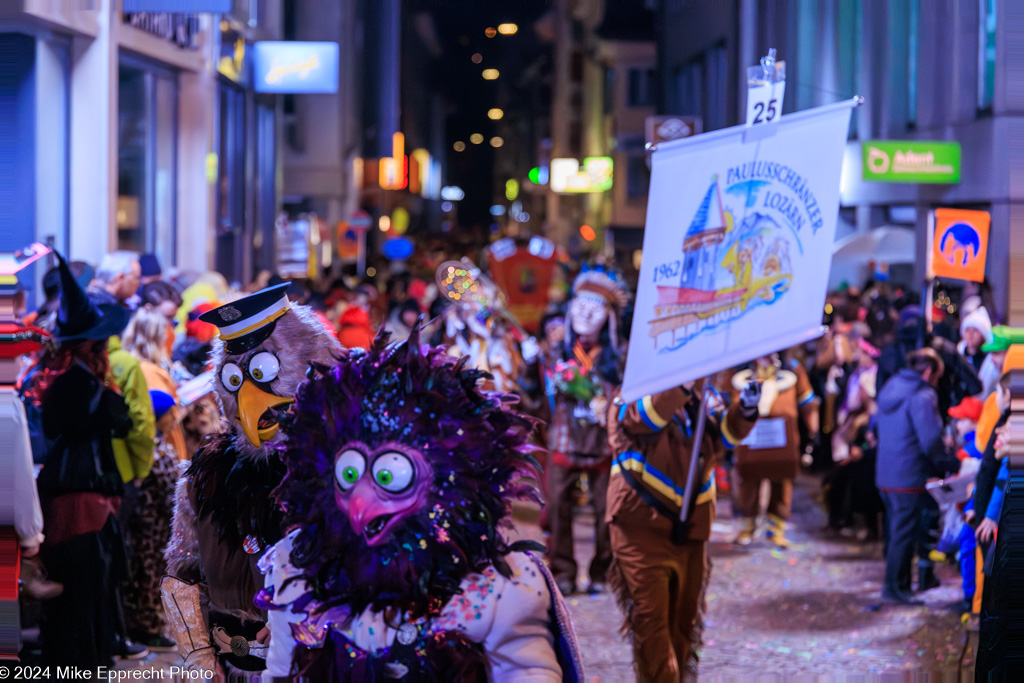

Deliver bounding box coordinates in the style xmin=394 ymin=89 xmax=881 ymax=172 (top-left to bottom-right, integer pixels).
xmin=220 ymin=362 xmax=243 ymax=392
xmin=335 ymin=449 xmax=366 ymax=491
xmin=371 ymin=452 xmax=415 ymax=493
xmin=248 ymin=351 xmax=280 ymax=383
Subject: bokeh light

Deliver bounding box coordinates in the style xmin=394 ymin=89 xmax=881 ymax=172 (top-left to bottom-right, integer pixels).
xmin=482 ymin=68 xmax=499 ymax=80
xmin=366 ymin=267 xmax=376 ymax=277
xmin=487 ymin=108 xmax=504 ymax=120
xmin=453 ymin=141 xmax=466 ymax=151
xmin=490 ymin=136 xmax=504 ymax=148
xmin=497 ymin=23 xmax=518 ymax=35
xmin=470 ymin=133 xmax=484 ymax=144
xmin=580 ymin=224 xmax=596 ymax=241
xmin=484 ymin=27 xmax=497 ymax=38
xmin=378 ymin=215 xmax=391 ymax=232
xmin=471 ymin=52 xmax=483 ymax=64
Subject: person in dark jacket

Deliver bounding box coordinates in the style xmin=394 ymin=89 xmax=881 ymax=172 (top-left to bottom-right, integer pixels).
xmin=25 ymin=253 xmax=134 ymax=672
xmin=875 ymin=348 xmax=960 ymax=605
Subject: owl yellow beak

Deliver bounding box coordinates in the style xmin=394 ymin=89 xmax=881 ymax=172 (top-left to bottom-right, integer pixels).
xmin=236 ymin=379 xmax=293 ymax=447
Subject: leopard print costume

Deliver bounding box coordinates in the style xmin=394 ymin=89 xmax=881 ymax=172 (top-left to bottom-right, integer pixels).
xmin=123 ymin=435 xmax=178 ymax=638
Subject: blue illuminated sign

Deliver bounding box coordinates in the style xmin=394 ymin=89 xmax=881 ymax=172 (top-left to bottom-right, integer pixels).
xmin=123 ymin=0 xmax=232 ymax=10
xmin=383 ymin=237 xmax=415 ymax=262
xmin=253 ymin=42 xmax=339 ymax=94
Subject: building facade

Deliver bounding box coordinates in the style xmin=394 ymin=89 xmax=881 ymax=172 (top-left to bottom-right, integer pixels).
xmin=1 ymin=0 xmax=284 ymax=300
xmin=657 ymin=0 xmax=1023 ymax=325
xmin=537 ymin=0 xmax=655 ymax=261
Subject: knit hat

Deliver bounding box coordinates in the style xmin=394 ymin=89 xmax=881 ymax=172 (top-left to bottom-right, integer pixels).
xmin=186 ymin=302 xmax=220 ymax=343
xmin=948 ymin=396 xmax=984 ymax=422
xmin=960 ymin=306 xmax=993 ymax=345
xmin=139 ymin=253 xmax=162 ymax=278
xmin=960 ymin=295 xmax=983 ymax=317
xmin=149 ymin=389 xmax=176 ymax=421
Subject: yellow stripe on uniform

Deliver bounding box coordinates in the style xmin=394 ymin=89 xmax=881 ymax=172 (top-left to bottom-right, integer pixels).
xmin=219 ymin=307 xmax=290 ymax=340
xmin=721 ymin=417 xmax=741 ymax=449
xmin=611 ymin=457 xmax=683 ymax=507
xmin=695 ymin=470 xmax=716 ymax=506
xmin=639 ymin=395 xmax=670 ymax=429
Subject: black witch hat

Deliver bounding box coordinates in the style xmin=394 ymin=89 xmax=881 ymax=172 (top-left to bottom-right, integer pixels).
xmin=53 ymin=252 xmax=131 ymax=342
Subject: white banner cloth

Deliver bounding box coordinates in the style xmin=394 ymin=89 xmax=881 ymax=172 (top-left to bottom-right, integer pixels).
xmin=621 ymin=99 xmax=857 ymax=403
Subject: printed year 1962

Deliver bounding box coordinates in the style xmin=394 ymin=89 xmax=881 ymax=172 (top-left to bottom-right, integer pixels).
xmin=652 ymin=260 xmax=681 ymax=283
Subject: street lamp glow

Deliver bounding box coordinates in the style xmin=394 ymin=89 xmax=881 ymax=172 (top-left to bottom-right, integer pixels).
xmin=497 ymin=23 xmax=518 ymax=35
xmin=487 ymin=108 xmax=504 ymax=120
xmin=471 ymin=52 xmax=483 ymax=64
xmin=490 ymin=136 xmax=504 ymax=148
xmin=441 ymin=185 xmax=465 ymax=201
xmin=482 ymin=68 xmax=499 ymax=80
xmin=484 ymin=27 xmax=497 ymax=38
xmin=453 ymin=141 xmax=466 ymax=151
xmin=470 ymin=133 xmax=484 ymax=144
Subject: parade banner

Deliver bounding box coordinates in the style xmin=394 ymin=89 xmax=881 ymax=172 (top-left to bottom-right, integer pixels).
xmin=621 ymin=99 xmax=857 ymax=403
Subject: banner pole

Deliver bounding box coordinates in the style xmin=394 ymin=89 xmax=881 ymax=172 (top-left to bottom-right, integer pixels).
xmin=679 ymin=383 xmax=712 ymax=523
xmin=922 ymin=209 xmax=935 ymax=346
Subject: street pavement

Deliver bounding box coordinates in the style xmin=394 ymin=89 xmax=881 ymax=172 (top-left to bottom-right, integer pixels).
xmin=106 ymin=476 xmax=971 ymax=680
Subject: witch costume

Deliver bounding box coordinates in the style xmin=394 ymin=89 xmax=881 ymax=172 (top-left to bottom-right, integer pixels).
xmin=31 ymin=253 xmax=133 ymax=671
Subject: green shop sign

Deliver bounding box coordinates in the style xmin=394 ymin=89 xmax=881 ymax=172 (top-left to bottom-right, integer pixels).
xmin=862 ymin=141 xmax=960 ymax=184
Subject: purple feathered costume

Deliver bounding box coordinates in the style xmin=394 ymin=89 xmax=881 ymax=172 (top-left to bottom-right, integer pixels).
xmin=259 ymin=327 xmax=584 ymax=681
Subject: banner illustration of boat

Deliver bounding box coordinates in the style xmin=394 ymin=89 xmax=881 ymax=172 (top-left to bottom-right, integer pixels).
xmin=648 ymin=174 xmax=796 ymax=349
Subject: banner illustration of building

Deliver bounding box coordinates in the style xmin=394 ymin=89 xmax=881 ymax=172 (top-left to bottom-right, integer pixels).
xmin=649 ymin=173 xmax=797 ymax=349
xmin=621 ymin=98 xmax=858 ymax=403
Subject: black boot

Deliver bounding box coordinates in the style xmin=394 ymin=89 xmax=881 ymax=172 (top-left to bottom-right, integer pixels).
xmin=917 ymin=564 xmax=940 ymax=592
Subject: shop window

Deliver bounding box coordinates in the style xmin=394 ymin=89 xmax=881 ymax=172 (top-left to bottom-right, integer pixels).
xmin=117 ymin=61 xmax=177 ymax=264
xmin=836 ymin=0 xmax=862 ymax=137
xmin=978 ymin=0 xmax=996 ymax=112
xmin=215 ymin=83 xmax=247 ymax=282
xmin=627 ymin=68 xmax=654 ymax=108
xmin=603 ymin=67 xmax=615 ymax=113
xmin=908 ymin=0 xmax=918 ymax=127
xmin=703 ymin=45 xmax=727 ymax=130
xmin=626 ymin=153 xmax=650 ymax=200
xmin=672 ymin=61 xmax=702 ymax=119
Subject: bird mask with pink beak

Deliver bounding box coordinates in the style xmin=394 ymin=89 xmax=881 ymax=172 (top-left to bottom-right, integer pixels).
xmin=272 ymin=325 xmax=543 ymax=622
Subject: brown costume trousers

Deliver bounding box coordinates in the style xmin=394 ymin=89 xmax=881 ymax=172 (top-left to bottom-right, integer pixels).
xmin=609 ymin=522 xmax=708 ymax=682
xmin=547 ymin=465 xmax=612 ymax=585
xmin=735 ymin=477 xmax=793 ymax=520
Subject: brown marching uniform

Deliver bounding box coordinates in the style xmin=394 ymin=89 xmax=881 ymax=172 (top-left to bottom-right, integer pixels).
xmin=606 ymin=383 xmax=755 ymax=682
xmin=732 ymin=362 xmax=816 ymax=521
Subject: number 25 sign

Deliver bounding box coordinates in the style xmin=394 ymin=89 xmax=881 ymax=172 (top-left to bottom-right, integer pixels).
xmin=746 ymin=53 xmax=786 ymax=127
